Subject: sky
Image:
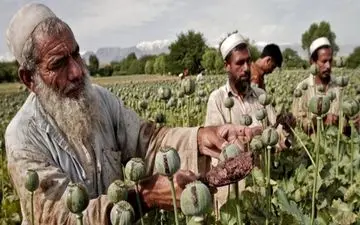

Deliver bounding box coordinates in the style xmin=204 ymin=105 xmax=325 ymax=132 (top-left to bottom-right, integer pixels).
xmin=0 ymin=0 xmax=359 ymax=59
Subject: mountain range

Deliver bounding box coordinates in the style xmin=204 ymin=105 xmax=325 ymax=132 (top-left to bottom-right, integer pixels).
xmin=81 ymin=42 xmax=358 ymax=65
xmin=0 ymin=40 xmax=357 ymax=64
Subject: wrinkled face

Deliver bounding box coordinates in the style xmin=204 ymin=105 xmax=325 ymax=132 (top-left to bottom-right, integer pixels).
xmin=35 ymin=28 xmax=87 ymax=99
xmin=315 ymin=47 xmax=333 ymax=79
xmin=31 ymin=28 xmax=98 ymax=148
xmin=225 ymin=48 xmax=251 ymax=91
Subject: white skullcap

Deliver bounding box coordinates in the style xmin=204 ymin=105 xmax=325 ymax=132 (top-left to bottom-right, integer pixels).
xmin=309 ymin=37 xmax=331 ymax=57
xmin=6 ymin=3 xmax=57 ymax=64
xmin=220 ymin=33 xmax=247 ymax=60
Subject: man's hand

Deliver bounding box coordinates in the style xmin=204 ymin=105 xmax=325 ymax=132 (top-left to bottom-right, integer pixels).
xmin=197 ymin=124 xmax=263 ymax=158
xmin=138 ymin=170 xmax=198 ymax=210
xmin=324 ymin=113 xmax=339 ymax=126
xmin=275 ymin=112 xmax=297 ymax=132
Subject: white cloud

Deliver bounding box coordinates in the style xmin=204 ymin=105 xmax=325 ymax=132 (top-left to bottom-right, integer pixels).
xmin=0 ymin=0 xmax=360 ymax=56
xmin=136 ymin=39 xmax=171 ymax=51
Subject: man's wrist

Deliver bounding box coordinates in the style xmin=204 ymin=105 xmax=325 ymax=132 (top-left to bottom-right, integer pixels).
xmin=127 ymin=184 xmax=151 ymax=220
xmin=197 ymin=126 xmax=205 ymax=156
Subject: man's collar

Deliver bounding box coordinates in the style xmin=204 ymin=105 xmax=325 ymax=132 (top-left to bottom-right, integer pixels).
xmin=225 ymin=79 xmax=256 ymax=99
xmin=308 ymin=74 xmax=336 ymax=86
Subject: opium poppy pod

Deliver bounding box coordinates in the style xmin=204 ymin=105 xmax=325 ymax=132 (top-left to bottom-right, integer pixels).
xmin=180 ymin=181 xmax=212 ymax=216
xmin=335 ymin=76 xmax=349 ymax=87
xmin=219 ymin=143 xmax=241 ymax=161
xmin=25 ymin=169 xmax=39 ymax=192
xmin=155 ymin=147 xmax=181 ymax=177
xmin=308 ymin=95 xmax=331 ymax=116
xmin=224 ymin=97 xmax=234 ymax=109
xmin=255 ymin=108 xmax=267 ymax=121
xmin=261 ymin=128 xmax=279 ymax=147
xmin=258 ymin=93 xmax=272 ymax=106
xmin=158 ymin=87 xmax=172 ymax=100
xmin=343 ymin=100 xmax=360 ymax=118
xmin=124 ymin=158 xmax=146 ymax=182
xmin=66 ymin=183 xmax=90 ymax=214
xmin=181 ymin=78 xmax=196 ymax=95
xmin=294 ymin=89 xmax=302 ymax=98
xmin=239 ymin=114 xmax=253 ymax=126
xmin=309 ymin=64 xmax=319 ymax=76
xmin=110 ymin=201 xmax=135 ymax=225
xmin=107 ymin=180 xmax=128 ymax=204
xmin=250 ymin=136 xmax=264 ymax=152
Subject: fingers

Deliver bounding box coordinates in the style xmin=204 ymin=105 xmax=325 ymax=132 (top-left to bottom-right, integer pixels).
xmin=175 ymin=170 xmax=197 ymax=189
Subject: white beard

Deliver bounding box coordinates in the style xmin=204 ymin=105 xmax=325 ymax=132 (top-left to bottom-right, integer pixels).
xmin=34 ymin=72 xmax=99 ymax=151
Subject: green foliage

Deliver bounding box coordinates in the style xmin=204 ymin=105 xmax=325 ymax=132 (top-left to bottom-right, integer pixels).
xmin=145 ymin=60 xmax=155 ymax=74
xmin=201 ymin=48 xmax=217 ymax=74
xmin=301 ymin=21 xmax=339 ymax=57
xmin=98 ymin=65 xmax=114 ymax=77
xmin=153 ymin=54 xmax=167 ymax=75
xmin=88 ymin=54 xmax=99 ymax=76
xmin=346 ymin=47 xmax=360 ymax=69
xmin=1 ymin=68 xmax=360 ymax=224
xmin=167 ymin=30 xmax=206 ymax=75
xmin=282 ymin=48 xmax=309 ymax=69
xmin=0 ymin=61 xmax=19 ymax=83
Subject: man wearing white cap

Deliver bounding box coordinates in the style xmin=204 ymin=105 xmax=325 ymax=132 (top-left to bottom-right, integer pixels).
xmin=204 ymin=32 xmax=295 ymax=214
xmin=291 ymin=37 xmax=341 ymax=133
xmin=4 ymin=3 xmax=263 ymax=224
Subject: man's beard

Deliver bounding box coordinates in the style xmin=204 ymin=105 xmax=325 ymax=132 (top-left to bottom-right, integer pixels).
xmin=230 ymin=73 xmax=250 ymax=94
xmin=34 ymin=72 xmax=99 ymax=150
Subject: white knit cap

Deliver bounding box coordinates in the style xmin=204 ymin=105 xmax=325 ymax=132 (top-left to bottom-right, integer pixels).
xmin=220 ymin=33 xmax=247 ymax=60
xmin=309 ymin=37 xmax=331 ymax=57
xmin=6 ymin=3 xmax=57 ymax=64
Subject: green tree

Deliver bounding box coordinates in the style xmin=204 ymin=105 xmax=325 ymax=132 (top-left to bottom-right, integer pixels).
xmin=301 ymin=21 xmax=339 ymax=57
xmin=88 ymin=54 xmax=99 ymax=76
xmin=98 ymin=65 xmax=114 ymax=77
xmin=128 ymin=60 xmax=142 ymax=74
xmin=145 ymin=60 xmax=154 ymax=74
xmin=201 ymin=47 xmax=217 ymax=74
xmin=214 ymin=53 xmax=225 ymax=74
xmin=167 ymin=30 xmax=207 ymax=74
xmin=345 ymin=46 xmax=360 ymax=69
xmin=282 ymin=48 xmax=308 ymax=69
xmin=0 ymin=61 xmax=19 ymax=83
xmin=153 ymin=54 xmax=167 ymax=75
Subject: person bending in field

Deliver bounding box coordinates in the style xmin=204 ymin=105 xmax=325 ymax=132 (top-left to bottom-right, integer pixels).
xmin=250 ymin=43 xmax=283 ymax=91
xmin=203 ymin=32 xmax=295 ymax=214
xmin=4 ymin=3 xmax=263 ymax=225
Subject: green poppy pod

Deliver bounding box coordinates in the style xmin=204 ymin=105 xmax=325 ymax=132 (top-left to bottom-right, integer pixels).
xmin=110 ymin=201 xmax=135 ymax=225
xmin=261 ymin=128 xmax=279 ymax=147
xmin=66 ymin=183 xmax=90 ymax=214
xmin=343 ymin=100 xmax=359 ymax=118
xmin=180 ymin=181 xmax=212 ymax=216
xmin=25 ymin=169 xmax=39 ymax=192
xmin=124 ymin=158 xmax=146 ymax=182
xmin=155 ymin=147 xmax=181 ymax=177
xmin=219 ymin=144 xmax=241 ymax=161
xmin=224 ymin=97 xmax=234 ymax=109
xmin=239 ymin=114 xmax=253 ymax=126
xmin=308 ymin=95 xmax=331 ymax=116
xmin=107 ymin=180 xmax=128 ymax=204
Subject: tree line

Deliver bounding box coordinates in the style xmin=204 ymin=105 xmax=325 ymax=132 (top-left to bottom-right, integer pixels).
xmin=1 ymin=21 xmax=360 ymax=83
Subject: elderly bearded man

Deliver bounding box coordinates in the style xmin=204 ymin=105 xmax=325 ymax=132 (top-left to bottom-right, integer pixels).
xmin=4 ymin=3 xmax=262 ymax=225
xmin=204 ymin=32 xmax=295 ymax=214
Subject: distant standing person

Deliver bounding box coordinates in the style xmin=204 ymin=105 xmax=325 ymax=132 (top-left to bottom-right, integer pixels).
xmin=250 ymin=43 xmax=283 ymax=90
